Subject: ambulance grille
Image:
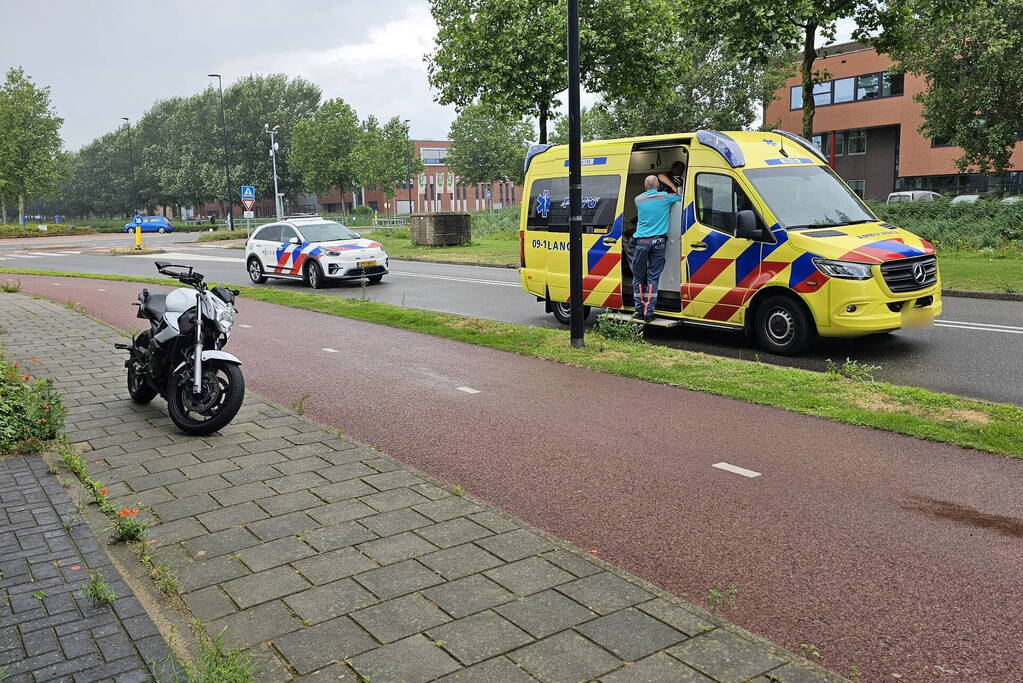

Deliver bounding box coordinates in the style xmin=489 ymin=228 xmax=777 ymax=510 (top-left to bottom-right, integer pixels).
xmin=880 ymin=255 xmax=937 ymax=292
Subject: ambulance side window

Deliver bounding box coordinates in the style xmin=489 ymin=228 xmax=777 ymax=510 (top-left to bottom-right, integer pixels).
xmin=527 ymin=175 xmax=621 ymax=233
xmin=694 ymin=173 xmax=764 ymax=237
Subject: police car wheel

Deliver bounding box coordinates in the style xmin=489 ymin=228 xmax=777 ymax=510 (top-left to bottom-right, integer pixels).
xmin=305 ymin=260 xmax=326 ymax=289
xmin=247 ymin=257 xmax=267 ymax=284
xmin=551 ymin=300 xmax=590 ymax=325
xmin=367 ymin=275 xmax=383 ymax=284
xmin=754 ymin=294 xmax=814 ymax=356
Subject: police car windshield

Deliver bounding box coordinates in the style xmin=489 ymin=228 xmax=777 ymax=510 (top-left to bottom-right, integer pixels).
xmin=298 ymin=222 xmax=360 ymax=242
xmin=744 ymin=165 xmax=875 ymax=230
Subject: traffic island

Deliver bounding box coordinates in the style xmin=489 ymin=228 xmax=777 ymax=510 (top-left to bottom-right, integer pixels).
xmin=0 ymin=291 xmax=842 ymax=682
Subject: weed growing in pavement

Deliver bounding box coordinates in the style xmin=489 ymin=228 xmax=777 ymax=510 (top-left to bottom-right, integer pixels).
xmin=59 ymin=446 xmax=87 ymax=478
xmin=825 ymin=357 xmax=881 ymax=383
xmin=0 ymin=664 xmax=8 ymax=681
xmin=153 ymin=627 xmax=256 ymax=683
xmin=61 ymin=512 xmax=79 ymax=533
xmin=291 ymin=393 xmax=310 ymax=415
xmin=451 ymin=485 xmax=464 ymax=496
xmin=31 ymin=589 xmax=46 ymax=601
xmin=151 ymin=563 xmax=179 ymax=598
xmin=799 ymin=643 xmax=822 ymax=660
xmin=82 ymin=570 xmax=116 ymax=607
xmin=848 ymin=664 xmax=862 ymax=681
xmin=705 ymin=584 xmax=738 ymax=613
xmin=109 ymin=507 xmax=146 ymax=543
xmin=359 ymin=277 xmax=369 ymax=301
xmin=0 ymin=278 xmax=21 ymax=293
xmin=593 ymin=314 xmax=645 ymax=344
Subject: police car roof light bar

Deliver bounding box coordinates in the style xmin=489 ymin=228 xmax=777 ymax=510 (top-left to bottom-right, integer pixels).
xmin=695 ymin=130 xmax=745 ymax=168
xmin=774 ymin=130 xmax=829 ymax=164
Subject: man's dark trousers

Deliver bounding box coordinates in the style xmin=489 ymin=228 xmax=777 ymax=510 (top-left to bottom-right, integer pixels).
xmin=631 ymin=235 xmax=666 ymax=319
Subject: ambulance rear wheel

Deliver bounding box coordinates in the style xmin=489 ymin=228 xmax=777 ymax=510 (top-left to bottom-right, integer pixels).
xmin=754 ymin=294 xmax=814 ymax=356
xmin=551 ymin=300 xmax=590 ymax=325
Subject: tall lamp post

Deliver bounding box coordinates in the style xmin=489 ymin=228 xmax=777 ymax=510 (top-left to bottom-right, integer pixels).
xmin=208 ymin=74 xmax=234 ymax=229
xmin=404 ymin=119 xmax=415 ymax=215
xmin=265 ymin=124 xmax=282 ymax=220
xmin=121 ymin=117 xmax=137 ymax=217
xmin=567 ymin=0 xmax=584 ymax=347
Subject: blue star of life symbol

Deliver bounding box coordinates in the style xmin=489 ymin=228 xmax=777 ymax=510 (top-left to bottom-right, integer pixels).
xmin=762 ymin=138 xmax=778 ymax=147
xmin=536 ymin=189 xmax=552 ymax=218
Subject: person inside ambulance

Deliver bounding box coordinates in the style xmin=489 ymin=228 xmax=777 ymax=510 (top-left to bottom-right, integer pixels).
xmin=631 ymin=175 xmax=683 ymax=320
xmin=657 ymin=160 xmax=686 ymax=194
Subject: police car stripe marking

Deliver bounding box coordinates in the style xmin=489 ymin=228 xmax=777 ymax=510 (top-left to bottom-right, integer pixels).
xmin=712 ymin=462 xmax=762 ymax=478
xmin=456 ymin=386 xmax=481 ymax=394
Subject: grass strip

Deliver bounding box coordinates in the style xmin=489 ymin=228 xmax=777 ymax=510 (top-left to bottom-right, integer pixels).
xmin=4 ymin=265 xmax=1022 ymax=459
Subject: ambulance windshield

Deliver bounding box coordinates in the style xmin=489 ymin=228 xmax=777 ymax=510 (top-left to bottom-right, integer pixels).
xmin=744 ymin=165 xmax=875 ymax=230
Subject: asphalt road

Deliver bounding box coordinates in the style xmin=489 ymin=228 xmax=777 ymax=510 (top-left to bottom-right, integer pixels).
xmin=11 ymin=274 xmax=1023 ymax=682
xmin=2 ymin=232 xmax=1021 ymax=404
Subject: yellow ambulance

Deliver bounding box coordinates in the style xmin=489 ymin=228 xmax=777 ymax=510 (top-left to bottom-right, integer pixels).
xmin=518 ymin=130 xmax=941 ymax=355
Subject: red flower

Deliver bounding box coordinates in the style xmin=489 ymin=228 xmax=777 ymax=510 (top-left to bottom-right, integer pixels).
xmin=118 ymin=509 xmax=127 ymax=518
xmin=131 ymin=507 xmax=139 ymax=515
xmin=21 ymin=375 xmax=30 ymax=382
xmin=31 ymin=357 xmax=39 ymax=363
xmin=99 ymin=488 xmax=107 ymax=496
xmin=40 ymin=417 xmax=46 ymax=424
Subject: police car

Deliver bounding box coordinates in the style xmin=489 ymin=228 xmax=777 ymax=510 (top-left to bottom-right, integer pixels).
xmin=245 ymin=214 xmax=388 ymax=288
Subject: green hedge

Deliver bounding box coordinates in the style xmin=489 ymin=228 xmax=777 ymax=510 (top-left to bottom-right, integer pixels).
xmin=197 ymin=229 xmax=249 ymax=242
xmin=0 ymin=225 xmax=98 ymax=238
xmin=867 ymin=199 xmax=1023 ymax=250
xmin=0 ymin=355 xmax=65 ymax=454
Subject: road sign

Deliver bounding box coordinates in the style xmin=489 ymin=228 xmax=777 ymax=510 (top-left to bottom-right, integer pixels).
xmin=240 ymin=185 xmax=256 ymax=211
xmin=133 ymin=215 xmax=143 ymax=225
xmin=486 ymin=191 xmax=492 ymax=199
xmin=243 ymin=210 xmax=254 ymax=219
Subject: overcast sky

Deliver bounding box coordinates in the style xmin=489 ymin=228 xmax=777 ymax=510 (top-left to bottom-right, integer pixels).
xmin=2 ymin=1 xmax=856 ymax=152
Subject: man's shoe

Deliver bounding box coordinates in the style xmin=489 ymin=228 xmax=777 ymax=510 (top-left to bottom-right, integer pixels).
xmin=631 ymin=311 xmax=645 ymax=320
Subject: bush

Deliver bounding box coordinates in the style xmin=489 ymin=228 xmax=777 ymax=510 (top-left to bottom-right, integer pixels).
xmin=0 ymin=356 xmax=65 ymax=454
xmin=470 ymin=206 xmax=519 ymax=238
xmin=868 ymin=198 xmax=1023 ymax=249
xmin=0 ymin=224 xmax=97 ymax=238
xmin=198 ymin=229 xmax=248 ymax=242
xmin=593 ymin=314 xmax=646 ymax=343
xmin=354 ymin=205 xmax=374 ymax=220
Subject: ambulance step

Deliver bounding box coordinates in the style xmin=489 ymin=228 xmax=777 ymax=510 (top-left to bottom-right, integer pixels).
xmin=602 ymin=312 xmax=682 ymax=328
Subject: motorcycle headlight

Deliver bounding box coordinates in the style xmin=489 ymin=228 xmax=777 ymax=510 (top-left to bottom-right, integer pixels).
xmin=215 ymin=306 xmax=236 ymax=333
xmin=812 ymin=258 xmax=873 ymax=280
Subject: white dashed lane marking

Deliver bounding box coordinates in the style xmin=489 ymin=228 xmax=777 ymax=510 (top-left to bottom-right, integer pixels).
xmin=239 ymin=324 xmax=252 ymax=328
xmin=322 ymin=348 xmax=339 ymax=353
xmin=456 ymin=386 xmax=481 ymax=394
xmin=712 ymin=462 xmax=762 ymax=478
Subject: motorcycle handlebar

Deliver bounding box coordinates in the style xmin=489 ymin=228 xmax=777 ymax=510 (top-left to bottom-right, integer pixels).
xmin=154 ymin=261 xmax=204 ymax=286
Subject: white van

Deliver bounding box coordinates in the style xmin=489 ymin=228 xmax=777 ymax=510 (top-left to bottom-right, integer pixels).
xmin=886 ymin=191 xmax=941 ymax=203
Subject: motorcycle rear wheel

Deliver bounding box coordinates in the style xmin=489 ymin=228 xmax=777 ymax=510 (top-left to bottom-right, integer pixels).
xmin=166 ymin=361 xmax=245 ymax=436
xmin=127 ymin=360 xmax=157 ymax=404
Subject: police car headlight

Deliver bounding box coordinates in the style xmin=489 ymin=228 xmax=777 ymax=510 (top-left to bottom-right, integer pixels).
xmin=812 ymin=258 xmax=873 ymax=280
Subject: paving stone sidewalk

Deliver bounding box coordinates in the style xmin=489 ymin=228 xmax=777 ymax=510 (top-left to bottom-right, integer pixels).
xmin=0 ymin=455 xmax=170 ymax=682
xmin=0 ymin=293 xmax=842 ymax=682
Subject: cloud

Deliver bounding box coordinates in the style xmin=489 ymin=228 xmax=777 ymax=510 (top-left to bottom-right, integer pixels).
xmin=220 ymin=4 xmax=457 ymax=139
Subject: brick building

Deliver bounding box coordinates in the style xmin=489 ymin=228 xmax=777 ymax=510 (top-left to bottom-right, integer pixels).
xmin=764 ymin=41 xmax=1023 ymax=200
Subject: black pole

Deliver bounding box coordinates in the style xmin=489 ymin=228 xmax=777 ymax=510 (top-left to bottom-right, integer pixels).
xmin=122 ymin=118 xmax=137 ymax=217
xmin=567 ymin=0 xmax=584 ymax=347
xmin=210 ymin=74 xmax=233 ymax=229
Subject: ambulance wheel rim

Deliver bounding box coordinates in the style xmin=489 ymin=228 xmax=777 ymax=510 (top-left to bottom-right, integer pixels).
xmin=765 ymin=307 xmax=795 ymax=344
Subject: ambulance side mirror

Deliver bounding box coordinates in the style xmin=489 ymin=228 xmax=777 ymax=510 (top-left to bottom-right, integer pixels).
xmin=735 ymin=210 xmax=763 ymax=240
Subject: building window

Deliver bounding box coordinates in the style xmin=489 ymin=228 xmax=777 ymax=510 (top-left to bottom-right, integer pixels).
xmin=789 ymin=70 xmax=905 ymax=110
xmin=932 ymin=136 xmax=953 ymax=148
xmin=812 ymin=134 xmax=830 ymax=156
xmin=421 ymin=148 xmax=448 ymax=165
xmin=848 ymin=180 xmax=865 ymax=198
xmin=847 ymin=129 xmax=866 ymax=155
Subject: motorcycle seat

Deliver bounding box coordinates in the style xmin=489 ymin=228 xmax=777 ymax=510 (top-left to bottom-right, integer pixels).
xmin=140 ymin=293 xmax=167 ymax=320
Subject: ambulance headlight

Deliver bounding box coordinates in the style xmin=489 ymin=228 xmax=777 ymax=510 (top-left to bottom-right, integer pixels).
xmin=812 ymin=258 xmax=873 ymax=280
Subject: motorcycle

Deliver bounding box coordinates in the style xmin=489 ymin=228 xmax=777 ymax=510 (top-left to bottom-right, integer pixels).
xmin=115 ymin=261 xmax=244 ymax=436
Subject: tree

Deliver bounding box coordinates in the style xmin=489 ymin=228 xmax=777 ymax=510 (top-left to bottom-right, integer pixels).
xmin=290 ymin=98 xmax=362 ymax=197
xmin=871 ymin=0 xmax=1023 ymax=178
xmin=354 ymin=116 xmax=421 ymax=202
xmin=446 ymin=103 xmax=534 ymax=187
xmin=684 ymin=1 xmax=885 ymax=140
xmin=426 ymin=0 xmax=676 ymax=143
xmin=550 ymin=45 xmax=791 ymax=142
xmin=0 ymin=68 xmax=64 ymax=219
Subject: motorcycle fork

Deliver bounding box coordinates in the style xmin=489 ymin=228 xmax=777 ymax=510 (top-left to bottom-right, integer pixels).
xmin=192 ymin=291 xmax=203 ymax=395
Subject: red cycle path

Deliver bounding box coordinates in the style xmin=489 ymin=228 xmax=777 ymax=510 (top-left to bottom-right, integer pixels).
xmin=15 ymin=275 xmax=1023 ymax=681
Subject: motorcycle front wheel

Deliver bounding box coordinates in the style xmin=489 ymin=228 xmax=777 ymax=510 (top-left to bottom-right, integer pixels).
xmin=166 ymin=361 xmax=245 ymax=436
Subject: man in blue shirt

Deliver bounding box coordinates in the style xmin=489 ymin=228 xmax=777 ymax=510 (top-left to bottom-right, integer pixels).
xmin=632 ymin=175 xmax=682 ymax=320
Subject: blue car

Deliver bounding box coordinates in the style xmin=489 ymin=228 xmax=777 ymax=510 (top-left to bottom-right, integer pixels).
xmin=123 ymin=216 xmax=174 ymax=233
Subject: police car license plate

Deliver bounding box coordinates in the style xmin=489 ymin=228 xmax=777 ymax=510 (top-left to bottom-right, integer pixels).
xmin=360 ymin=260 xmax=377 ymax=267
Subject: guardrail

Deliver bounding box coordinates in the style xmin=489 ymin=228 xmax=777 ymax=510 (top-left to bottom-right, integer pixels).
xmin=370 ymin=217 xmax=408 ymax=228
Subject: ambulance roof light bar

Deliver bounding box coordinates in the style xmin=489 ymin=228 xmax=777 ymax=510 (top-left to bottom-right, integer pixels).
xmin=695 ymin=130 xmax=745 ymax=168
xmin=524 ymin=143 xmax=552 ymax=173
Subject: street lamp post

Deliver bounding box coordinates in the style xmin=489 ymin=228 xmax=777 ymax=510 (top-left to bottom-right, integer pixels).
xmin=265 ymin=123 xmax=282 ymax=220
xmin=404 ymin=119 xmax=415 ymax=215
xmin=121 ymin=117 xmax=137 ymax=218
xmin=567 ymin=0 xmax=584 ymax=347
xmin=208 ymin=74 xmax=234 ymax=230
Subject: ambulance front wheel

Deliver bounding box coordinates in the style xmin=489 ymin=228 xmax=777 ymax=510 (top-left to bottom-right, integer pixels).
xmin=551 ymin=300 xmax=590 ymax=325
xmin=754 ymin=294 xmax=815 ymax=356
